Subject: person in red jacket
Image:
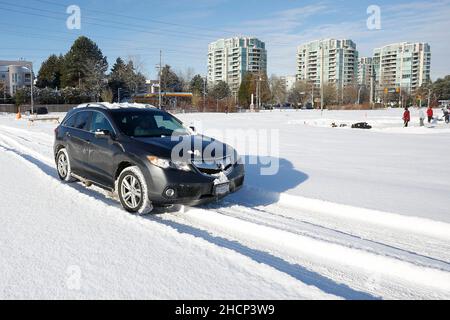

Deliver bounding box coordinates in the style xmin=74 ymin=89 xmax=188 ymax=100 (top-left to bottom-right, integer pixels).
xmin=403 ymin=107 xmax=411 ymax=127
xmin=427 ymin=106 xmax=434 ymax=123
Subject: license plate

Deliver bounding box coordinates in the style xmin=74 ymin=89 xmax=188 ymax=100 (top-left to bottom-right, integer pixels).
xmin=214 ymin=183 xmax=230 ymax=196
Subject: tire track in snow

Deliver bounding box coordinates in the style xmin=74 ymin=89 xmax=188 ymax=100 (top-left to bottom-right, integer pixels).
xmin=160 ymin=208 xmax=450 ymax=300
xmin=206 ymin=201 xmax=450 ymax=272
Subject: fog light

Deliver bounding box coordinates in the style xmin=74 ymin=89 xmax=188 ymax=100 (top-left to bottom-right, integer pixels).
xmin=165 ymin=188 xmax=175 ymax=198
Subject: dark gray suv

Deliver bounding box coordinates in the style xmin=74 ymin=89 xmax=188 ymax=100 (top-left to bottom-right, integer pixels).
xmin=54 ymin=103 xmax=245 ymax=214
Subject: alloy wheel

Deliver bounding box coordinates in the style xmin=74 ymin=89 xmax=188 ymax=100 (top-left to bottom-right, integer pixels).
xmin=57 ymin=152 xmax=68 ymax=178
xmin=120 ymin=174 xmax=142 ymax=209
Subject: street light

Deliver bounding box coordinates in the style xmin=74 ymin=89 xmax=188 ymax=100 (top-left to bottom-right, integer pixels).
xmin=22 ymin=64 xmax=34 ymax=115
xmin=356 ymin=86 xmax=363 ymax=105
xmin=118 ymin=88 xmax=123 ymax=103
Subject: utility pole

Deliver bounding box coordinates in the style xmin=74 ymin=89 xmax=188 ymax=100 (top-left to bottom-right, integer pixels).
xmin=369 ymin=65 xmax=375 ymax=109
xmin=356 ymin=86 xmax=363 ymax=105
xmin=117 ymin=88 xmax=121 ymax=103
xmin=158 ymin=50 xmax=162 ymax=109
xmin=427 ymin=88 xmax=432 ymax=108
xmin=255 ymin=77 xmax=259 ymax=110
xmin=256 ymin=74 xmax=262 ymax=109
xmin=259 ymin=75 xmax=262 ymax=109
xmin=26 ymin=63 xmax=34 ymax=115
xmin=320 ymin=44 xmax=324 ymax=114
xmin=203 ymin=76 xmax=207 ymax=112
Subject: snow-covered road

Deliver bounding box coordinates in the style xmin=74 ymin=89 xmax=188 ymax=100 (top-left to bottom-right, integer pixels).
xmin=0 ymin=110 xmax=449 ymax=299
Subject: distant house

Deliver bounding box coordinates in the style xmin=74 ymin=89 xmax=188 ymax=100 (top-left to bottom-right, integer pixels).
xmin=145 ymin=79 xmax=160 ymax=94
xmin=0 ymin=60 xmax=33 ymax=96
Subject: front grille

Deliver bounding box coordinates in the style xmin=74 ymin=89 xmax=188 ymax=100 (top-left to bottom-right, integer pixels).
xmin=192 ymin=156 xmax=234 ymax=176
xmin=197 ymin=164 xmax=233 ymax=176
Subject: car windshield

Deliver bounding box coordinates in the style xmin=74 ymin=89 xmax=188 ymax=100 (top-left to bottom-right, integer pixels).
xmin=111 ymin=110 xmax=189 ymax=138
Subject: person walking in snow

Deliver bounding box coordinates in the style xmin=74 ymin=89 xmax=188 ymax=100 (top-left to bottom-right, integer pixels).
xmin=403 ymin=107 xmax=411 ymax=127
xmin=419 ymin=107 xmax=425 ymax=127
xmin=442 ymin=106 xmax=450 ymax=124
xmin=427 ymin=106 xmax=434 ymax=123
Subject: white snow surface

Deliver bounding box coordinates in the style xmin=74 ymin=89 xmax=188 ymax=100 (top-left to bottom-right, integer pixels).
xmin=0 ymin=108 xmax=449 ymax=300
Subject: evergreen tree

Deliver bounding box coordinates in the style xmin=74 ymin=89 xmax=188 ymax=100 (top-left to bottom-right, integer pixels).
xmin=238 ymin=72 xmax=254 ymax=108
xmin=190 ymin=75 xmax=205 ymax=96
xmin=161 ymin=65 xmax=182 ymax=92
xmin=210 ymin=81 xmax=231 ymax=100
xmin=108 ymin=58 xmax=127 ymax=102
xmin=432 ymin=75 xmax=450 ymax=100
xmin=36 ymin=54 xmax=64 ymax=89
xmin=124 ymin=60 xmax=146 ymax=95
xmin=62 ymin=36 xmax=108 ymax=89
xmin=108 ymin=58 xmax=146 ymax=102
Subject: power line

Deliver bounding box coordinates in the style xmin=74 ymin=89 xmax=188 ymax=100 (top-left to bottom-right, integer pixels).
xmin=30 ymin=0 xmax=237 ymax=35
xmin=0 ymin=21 xmax=207 ymax=53
xmin=0 ymin=1 xmax=223 ymax=41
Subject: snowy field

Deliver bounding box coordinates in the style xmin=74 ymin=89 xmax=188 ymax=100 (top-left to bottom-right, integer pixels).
xmin=0 ymin=108 xmax=449 ymax=300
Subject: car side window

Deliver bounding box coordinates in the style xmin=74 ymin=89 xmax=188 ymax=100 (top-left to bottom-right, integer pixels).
xmin=90 ymin=112 xmax=114 ymax=133
xmin=154 ymin=115 xmax=179 ymax=131
xmin=63 ymin=114 xmax=77 ymax=128
xmin=74 ymin=111 xmax=92 ymax=131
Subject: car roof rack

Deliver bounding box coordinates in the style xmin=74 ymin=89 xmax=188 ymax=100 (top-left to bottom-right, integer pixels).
xmin=74 ymin=102 xmax=156 ymax=110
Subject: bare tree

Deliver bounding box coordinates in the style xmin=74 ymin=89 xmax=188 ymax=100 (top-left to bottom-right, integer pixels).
xmin=342 ymin=84 xmax=358 ymax=105
xmin=269 ymin=75 xmax=287 ymax=105
xmin=126 ymin=55 xmax=149 ymax=78
xmin=288 ymin=80 xmax=311 ymax=107
xmin=177 ymin=67 xmax=195 ymax=92
xmin=323 ymin=83 xmax=338 ymax=107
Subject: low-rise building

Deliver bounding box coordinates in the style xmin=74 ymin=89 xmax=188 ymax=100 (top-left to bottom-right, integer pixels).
xmin=0 ymin=60 xmax=33 ymax=96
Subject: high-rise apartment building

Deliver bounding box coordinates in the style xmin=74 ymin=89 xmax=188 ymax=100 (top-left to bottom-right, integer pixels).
xmin=207 ymin=37 xmax=267 ymax=94
xmin=296 ymin=39 xmax=358 ymax=90
xmin=372 ymin=42 xmax=431 ymax=97
xmin=358 ymin=57 xmax=373 ymax=86
xmin=280 ymin=75 xmax=297 ymax=92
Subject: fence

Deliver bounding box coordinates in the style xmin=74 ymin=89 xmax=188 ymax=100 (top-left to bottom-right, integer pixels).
xmin=0 ymin=104 xmax=77 ymax=113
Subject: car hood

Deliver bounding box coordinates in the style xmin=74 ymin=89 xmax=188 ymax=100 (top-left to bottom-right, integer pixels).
xmin=131 ymin=134 xmax=233 ymax=160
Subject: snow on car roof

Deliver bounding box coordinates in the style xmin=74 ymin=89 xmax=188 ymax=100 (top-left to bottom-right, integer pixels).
xmin=75 ymin=102 xmax=156 ymax=110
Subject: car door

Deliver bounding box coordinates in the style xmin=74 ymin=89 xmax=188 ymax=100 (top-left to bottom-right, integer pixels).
xmin=86 ymin=111 xmax=119 ymax=188
xmin=68 ymin=111 xmax=93 ymax=176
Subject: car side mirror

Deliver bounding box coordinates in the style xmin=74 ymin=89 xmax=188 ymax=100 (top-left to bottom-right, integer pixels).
xmin=190 ymin=126 xmax=196 ymax=133
xmin=95 ymin=130 xmax=111 ymax=139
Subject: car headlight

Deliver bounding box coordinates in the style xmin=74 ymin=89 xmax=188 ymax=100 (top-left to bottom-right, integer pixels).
xmin=147 ymin=156 xmax=192 ymax=172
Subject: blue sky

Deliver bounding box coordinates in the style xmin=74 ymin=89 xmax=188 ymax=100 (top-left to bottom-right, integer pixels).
xmin=1 ymin=0 xmax=449 ymax=80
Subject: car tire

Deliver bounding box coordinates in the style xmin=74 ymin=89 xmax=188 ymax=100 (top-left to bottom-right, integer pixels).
xmin=117 ymin=166 xmax=153 ymax=215
xmin=56 ymin=149 xmax=76 ymax=182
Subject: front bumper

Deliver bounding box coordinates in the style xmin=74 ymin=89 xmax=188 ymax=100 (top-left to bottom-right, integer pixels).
xmin=144 ymin=163 xmax=245 ymax=206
